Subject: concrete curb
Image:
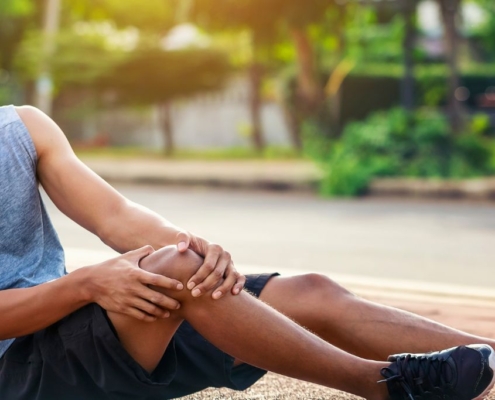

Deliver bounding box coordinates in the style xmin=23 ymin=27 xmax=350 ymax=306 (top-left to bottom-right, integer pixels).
xmin=370 ymin=177 xmax=495 ymax=200
xmin=82 ymin=157 xmax=495 ymax=200
xmin=81 ymin=158 xmax=320 ymax=192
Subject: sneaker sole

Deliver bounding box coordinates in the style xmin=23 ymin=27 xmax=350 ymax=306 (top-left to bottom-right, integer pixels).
xmin=474 ymin=345 xmax=495 ymax=400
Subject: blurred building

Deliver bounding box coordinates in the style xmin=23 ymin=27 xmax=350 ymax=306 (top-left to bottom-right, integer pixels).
xmin=82 ymin=77 xmax=292 ymax=149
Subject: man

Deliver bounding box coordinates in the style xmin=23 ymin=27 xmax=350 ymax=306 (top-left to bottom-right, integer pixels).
xmin=0 ymin=103 xmax=494 ymax=400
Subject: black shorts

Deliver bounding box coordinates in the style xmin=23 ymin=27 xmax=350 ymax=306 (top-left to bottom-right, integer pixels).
xmin=0 ymin=273 xmax=279 ymax=400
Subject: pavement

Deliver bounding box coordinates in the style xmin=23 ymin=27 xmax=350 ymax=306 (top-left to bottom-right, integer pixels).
xmin=72 ymin=158 xmax=495 ymax=398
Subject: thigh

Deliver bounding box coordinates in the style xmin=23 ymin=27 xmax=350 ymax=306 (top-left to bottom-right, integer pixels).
xmin=107 ymin=311 xmax=181 ymax=374
xmin=0 ymin=304 xmax=179 ymax=400
xmin=258 ymin=273 xmax=341 ymax=331
xmin=107 ymin=245 xmax=198 ymax=374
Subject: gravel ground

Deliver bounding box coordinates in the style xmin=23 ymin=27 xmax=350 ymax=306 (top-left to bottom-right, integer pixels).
xmin=184 ymin=373 xmax=356 ymax=400
xmin=184 ymin=372 xmax=495 ymax=400
xmin=181 ymin=294 xmax=495 ymax=400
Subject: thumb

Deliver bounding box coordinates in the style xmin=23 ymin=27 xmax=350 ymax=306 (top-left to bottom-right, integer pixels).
xmin=176 ymin=231 xmax=190 ymax=252
xmin=126 ymin=245 xmax=155 ymax=263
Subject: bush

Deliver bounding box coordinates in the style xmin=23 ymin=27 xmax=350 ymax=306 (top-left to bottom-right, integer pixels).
xmin=305 ymin=108 xmax=495 ymax=196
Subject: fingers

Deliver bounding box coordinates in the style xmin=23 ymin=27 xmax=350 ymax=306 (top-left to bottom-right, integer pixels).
xmin=138 ymin=286 xmax=181 ymax=311
xmin=187 ymin=246 xmax=229 ymax=297
xmin=212 ymin=264 xmax=246 ymax=299
xmin=138 ymin=269 xmax=184 ymax=291
xmin=125 ymin=245 xmax=155 ymax=264
xmin=119 ymin=286 xmax=182 ymax=321
xmin=124 ymin=307 xmax=158 ymax=323
xmin=176 ymin=231 xmax=190 ymax=252
xmin=132 ymin=298 xmax=171 ymax=319
xmin=211 ymin=263 xmax=238 ymax=299
xmin=232 ymin=270 xmax=246 ymax=296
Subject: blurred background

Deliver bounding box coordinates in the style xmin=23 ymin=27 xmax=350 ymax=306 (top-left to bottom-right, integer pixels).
xmin=2 ymin=0 xmax=495 ymax=294
xmin=3 ymin=0 xmax=495 ymax=191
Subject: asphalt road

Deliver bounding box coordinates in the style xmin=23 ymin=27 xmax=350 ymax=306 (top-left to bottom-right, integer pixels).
xmin=44 ymin=184 xmax=495 ymax=289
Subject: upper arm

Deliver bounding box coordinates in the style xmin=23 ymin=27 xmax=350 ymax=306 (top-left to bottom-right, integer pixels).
xmin=15 ymin=106 xmax=127 ymax=237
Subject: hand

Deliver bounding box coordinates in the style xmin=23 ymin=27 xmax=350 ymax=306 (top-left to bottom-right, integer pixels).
xmin=175 ymin=232 xmax=246 ymax=299
xmin=86 ymin=246 xmax=184 ymax=322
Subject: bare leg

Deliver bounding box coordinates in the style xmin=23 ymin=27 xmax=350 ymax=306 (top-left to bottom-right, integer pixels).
xmin=108 ymin=246 xmax=389 ymax=400
xmin=257 ymin=274 xmax=495 ymax=360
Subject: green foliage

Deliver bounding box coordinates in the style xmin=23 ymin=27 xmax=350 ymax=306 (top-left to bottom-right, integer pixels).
xmin=0 ymin=0 xmax=33 ymax=17
xmin=15 ymin=26 xmax=130 ymax=88
xmin=75 ymin=146 xmax=300 ymax=160
xmin=305 ymin=108 xmax=495 ymax=196
xmin=346 ymin=7 xmax=404 ymax=64
xmin=14 ymin=18 xmax=231 ymax=105
xmin=191 ymin=0 xmax=330 ymax=34
xmin=0 ymin=0 xmax=34 ymax=72
xmin=95 ymin=47 xmax=231 ymax=105
xmin=470 ymin=0 xmax=495 ymax=60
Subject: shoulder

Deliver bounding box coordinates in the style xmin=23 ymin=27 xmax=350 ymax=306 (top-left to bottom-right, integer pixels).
xmin=15 ymin=106 xmax=72 ymax=160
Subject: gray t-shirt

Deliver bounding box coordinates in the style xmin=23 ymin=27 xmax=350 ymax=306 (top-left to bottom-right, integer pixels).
xmin=0 ymin=105 xmax=66 ymax=357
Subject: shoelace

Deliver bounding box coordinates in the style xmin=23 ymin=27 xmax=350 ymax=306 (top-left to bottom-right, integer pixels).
xmin=379 ymin=354 xmax=456 ymax=400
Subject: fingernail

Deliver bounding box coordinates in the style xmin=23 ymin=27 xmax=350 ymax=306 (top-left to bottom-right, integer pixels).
xmin=187 ymin=282 xmax=195 ymax=290
xmin=178 ymin=242 xmax=187 ymax=251
xmin=163 ymin=312 xmax=170 ymax=318
xmin=176 ymin=303 xmax=181 ymax=309
xmin=192 ymin=288 xmax=201 ymax=297
xmin=177 ymin=283 xmax=184 ymax=290
xmin=213 ymin=291 xmax=222 ymax=299
xmin=233 ymin=287 xmax=240 ymax=295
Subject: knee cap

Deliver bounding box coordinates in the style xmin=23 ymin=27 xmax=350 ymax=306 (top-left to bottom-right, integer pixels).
xmin=140 ymin=245 xmax=203 ymax=282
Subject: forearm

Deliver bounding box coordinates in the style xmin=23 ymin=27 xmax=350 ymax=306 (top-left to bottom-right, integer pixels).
xmin=0 ymin=268 xmax=91 ymax=340
xmin=100 ymin=200 xmax=183 ymax=253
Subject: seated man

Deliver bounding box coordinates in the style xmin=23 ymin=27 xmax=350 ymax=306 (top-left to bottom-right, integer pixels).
xmin=0 ymin=104 xmax=493 ymax=400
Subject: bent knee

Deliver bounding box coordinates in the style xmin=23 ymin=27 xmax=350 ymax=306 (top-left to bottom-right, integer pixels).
xmin=298 ymin=273 xmax=353 ymax=299
xmin=140 ymin=245 xmax=203 ymax=283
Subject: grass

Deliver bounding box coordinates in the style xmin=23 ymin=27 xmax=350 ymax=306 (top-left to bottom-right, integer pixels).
xmin=74 ymin=146 xmax=303 ymax=161
xmin=350 ymin=62 xmax=495 ymax=78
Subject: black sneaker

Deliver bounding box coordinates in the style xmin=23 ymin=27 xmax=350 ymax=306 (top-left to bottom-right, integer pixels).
xmin=379 ymin=344 xmax=495 ymax=400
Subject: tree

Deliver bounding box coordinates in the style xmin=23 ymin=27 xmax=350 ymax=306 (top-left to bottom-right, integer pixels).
xmin=95 ymin=47 xmax=231 ymax=155
xmin=438 ymin=0 xmax=463 ymax=133
xmin=14 ymin=0 xmax=232 ymax=154
xmin=190 ymin=0 xmax=283 ymax=152
xmin=0 ymin=0 xmax=34 ymax=73
xmin=400 ymin=0 xmax=418 ymax=111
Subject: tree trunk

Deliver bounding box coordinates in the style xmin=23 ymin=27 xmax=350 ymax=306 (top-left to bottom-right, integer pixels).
xmin=438 ymin=0 xmax=462 ymax=133
xmin=401 ymin=0 xmax=417 ymax=111
xmin=291 ymin=27 xmax=325 ymax=114
xmin=335 ymin=5 xmax=347 ymax=60
xmin=288 ymin=27 xmax=326 ymax=148
xmin=248 ymin=63 xmax=265 ymax=152
xmin=158 ymin=102 xmax=174 ymax=156
xmin=282 ymin=101 xmax=303 ymax=151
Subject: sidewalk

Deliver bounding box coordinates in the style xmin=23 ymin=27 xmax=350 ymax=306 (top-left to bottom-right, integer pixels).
xmin=82 ymin=156 xmax=495 ymax=200
xmin=81 ymin=158 xmax=321 ymax=192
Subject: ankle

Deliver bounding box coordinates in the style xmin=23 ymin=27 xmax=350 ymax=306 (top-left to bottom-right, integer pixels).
xmin=355 ymin=361 xmax=390 ymax=400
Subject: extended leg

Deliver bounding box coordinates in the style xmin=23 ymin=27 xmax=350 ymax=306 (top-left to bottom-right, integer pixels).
xmin=108 ymin=246 xmax=389 ymax=399
xmin=257 ymin=274 xmax=495 ymax=360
